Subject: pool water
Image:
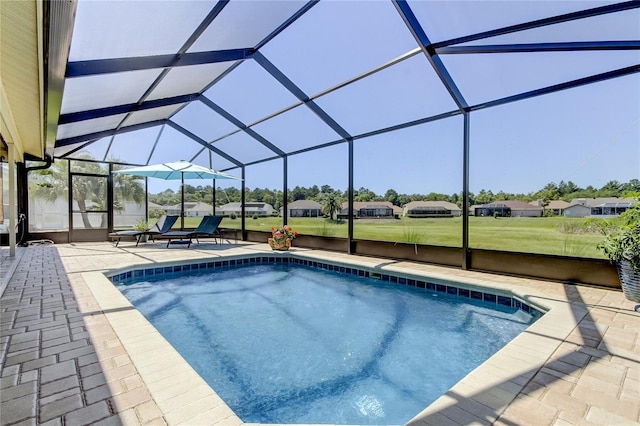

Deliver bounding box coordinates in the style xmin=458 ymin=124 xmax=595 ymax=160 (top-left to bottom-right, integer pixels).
xmin=117 ymin=263 xmax=537 ymax=425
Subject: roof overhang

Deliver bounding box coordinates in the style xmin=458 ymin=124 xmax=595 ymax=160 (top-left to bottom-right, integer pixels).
xmin=0 ymin=0 xmax=44 ymax=161
xmin=0 ymin=0 xmax=76 ymax=162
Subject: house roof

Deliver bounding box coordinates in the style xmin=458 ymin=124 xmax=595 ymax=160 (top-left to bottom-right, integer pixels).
xmin=567 ymin=197 xmax=635 ymax=208
xmin=288 ymin=200 xmax=322 ymax=209
xmin=547 ymin=200 xmax=571 ymax=209
xmin=564 ymin=204 xmax=591 ymax=211
xmin=164 ymin=202 xmax=213 ymax=211
xmin=404 ymin=201 xmax=461 ymax=211
xmin=218 ymin=202 xmax=273 ymax=210
xmin=0 ymin=0 xmax=48 ymax=161
xmin=594 ymin=202 xmax=633 ymax=208
xmin=340 ymin=201 xmax=398 ymax=209
xmin=529 ymin=200 xmax=570 ymax=209
xmin=477 ymin=200 xmax=542 ymax=211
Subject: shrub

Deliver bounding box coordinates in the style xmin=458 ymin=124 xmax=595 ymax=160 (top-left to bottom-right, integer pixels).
xmin=313 ymin=222 xmax=335 ymax=236
xmin=402 ymin=226 xmax=424 ymax=243
xmin=133 ymin=219 xmax=150 ymax=231
xmin=149 ymin=209 xmax=165 ymax=219
xmin=598 ymin=194 xmax=640 ymax=272
xmin=558 ymin=221 xmax=589 ymax=234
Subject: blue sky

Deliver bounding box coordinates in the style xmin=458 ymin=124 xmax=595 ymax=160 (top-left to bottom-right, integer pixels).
xmin=65 ymin=0 xmax=640 ymax=198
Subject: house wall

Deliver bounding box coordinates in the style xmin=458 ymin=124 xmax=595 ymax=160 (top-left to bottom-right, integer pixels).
xmin=187 ymin=209 xmax=213 ymax=217
xmin=475 ymin=207 xmax=510 ymax=217
xmin=591 ymin=206 xmax=630 ymax=216
xmin=25 ymin=199 xmax=147 ymax=231
xmin=28 ymin=198 xmax=69 ymax=231
xmin=289 ymin=208 xmax=322 ymax=217
xmin=406 ymin=208 xmax=459 ymax=217
xmin=564 ymin=205 xmax=591 ymax=218
xmin=359 ymin=208 xmax=393 ymax=218
xmin=220 ymin=208 xmax=274 ymax=216
xmin=511 ymin=209 xmax=542 ymax=217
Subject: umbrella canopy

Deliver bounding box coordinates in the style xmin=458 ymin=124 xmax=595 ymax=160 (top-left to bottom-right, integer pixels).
xmin=113 ymin=160 xmax=241 ymax=181
xmin=113 ymin=160 xmax=241 ymax=229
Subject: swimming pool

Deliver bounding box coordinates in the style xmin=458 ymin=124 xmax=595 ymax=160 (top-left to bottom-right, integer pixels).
xmin=113 ymin=258 xmax=541 ymax=425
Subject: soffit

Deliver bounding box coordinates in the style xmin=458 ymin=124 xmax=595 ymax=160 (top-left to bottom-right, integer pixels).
xmin=0 ymin=0 xmax=43 ymax=161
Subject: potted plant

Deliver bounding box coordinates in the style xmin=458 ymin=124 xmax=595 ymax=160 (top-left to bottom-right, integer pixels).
xmin=134 ymin=219 xmax=151 ymax=242
xmin=597 ymin=193 xmax=640 ymax=312
xmin=268 ymin=226 xmax=298 ymax=251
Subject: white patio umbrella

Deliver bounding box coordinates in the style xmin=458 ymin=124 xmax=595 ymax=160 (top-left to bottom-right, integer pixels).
xmin=113 ymin=160 xmax=241 ymax=229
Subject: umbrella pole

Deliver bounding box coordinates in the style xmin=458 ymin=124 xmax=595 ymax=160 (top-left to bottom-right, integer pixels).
xmin=181 ymin=174 xmax=185 ymax=230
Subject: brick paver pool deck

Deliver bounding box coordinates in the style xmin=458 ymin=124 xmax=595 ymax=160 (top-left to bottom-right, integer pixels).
xmin=1 ymin=241 xmax=638 ymax=425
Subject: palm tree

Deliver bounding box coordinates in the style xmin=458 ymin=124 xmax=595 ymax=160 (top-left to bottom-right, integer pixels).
xmin=319 ymin=192 xmax=342 ymax=221
xmin=112 ymin=162 xmax=146 ymax=222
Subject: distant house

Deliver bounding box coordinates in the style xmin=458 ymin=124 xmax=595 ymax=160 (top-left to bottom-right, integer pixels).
xmin=163 ymin=202 xmax=213 ymax=217
xmin=564 ymin=197 xmax=635 ymax=218
xmin=475 ymin=200 xmax=543 ymax=217
xmin=217 ymin=202 xmax=275 ymax=217
xmin=563 ymin=203 xmax=591 ymax=218
xmin=284 ymin=200 xmax=323 ymax=218
xmin=403 ymin=201 xmax=461 ymax=217
xmin=339 ymin=201 xmax=400 ymax=219
xmin=591 ymin=201 xmax=633 ymax=216
xmin=468 ymin=204 xmax=482 ymax=216
xmin=529 ymin=199 xmax=570 ymax=216
xmin=148 ymin=201 xmax=164 ymax=211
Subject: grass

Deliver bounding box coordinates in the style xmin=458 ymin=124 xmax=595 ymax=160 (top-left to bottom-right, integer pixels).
xmin=182 ymin=215 xmax=605 ymax=259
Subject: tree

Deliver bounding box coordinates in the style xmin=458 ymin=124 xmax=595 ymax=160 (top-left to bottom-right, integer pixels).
xmin=215 ymin=187 xmax=241 ymax=204
xmin=600 ymin=180 xmax=622 ymax=196
xmin=319 ymin=192 xmax=342 ymax=221
xmin=260 ymin=193 xmax=273 ymax=208
xmin=112 ymin=163 xmax=146 ymax=218
xmin=289 ymin=186 xmax=307 ymax=201
xmin=475 ymin=189 xmax=494 ymax=205
xmin=272 ymin=190 xmax=284 ymax=211
xmin=354 ymin=187 xmax=376 ymax=202
xmin=397 ymin=194 xmax=412 ymax=207
xmin=558 ymin=180 xmax=580 ymax=196
xmin=622 ymin=179 xmax=640 ymax=194
xmin=384 ymin=189 xmax=399 ymax=206
xmin=307 ymin=185 xmax=320 ymax=199
xmin=149 ymin=188 xmax=179 ymax=205
xmin=494 ymin=190 xmax=514 ymax=201
xmin=320 ymin=185 xmax=334 ymax=194
xmin=30 ymin=156 xmax=145 ymax=229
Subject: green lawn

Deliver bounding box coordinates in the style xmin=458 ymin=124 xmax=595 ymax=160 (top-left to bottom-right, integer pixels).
xmin=184 ymin=215 xmax=604 ymax=259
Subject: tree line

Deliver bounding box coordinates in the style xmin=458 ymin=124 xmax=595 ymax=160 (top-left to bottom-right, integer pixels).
xmin=29 ymin=155 xmax=637 ymax=227
xmin=31 ymin=156 xmax=637 ymax=213
xmin=149 ymin=179 xmax=640 ymax=210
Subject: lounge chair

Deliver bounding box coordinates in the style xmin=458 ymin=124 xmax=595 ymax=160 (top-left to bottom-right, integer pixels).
xmin=109 ymin=215 xmax=178 ymax=247
xmin=159 ymin=215 xmax=223 ymax=248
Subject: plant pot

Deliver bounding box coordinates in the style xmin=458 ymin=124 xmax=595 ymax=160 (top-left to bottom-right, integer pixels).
xmin=617 ymin=260 xmax=640 ymax=311
xmin=268 ymin=238 xmax=291 ymax=251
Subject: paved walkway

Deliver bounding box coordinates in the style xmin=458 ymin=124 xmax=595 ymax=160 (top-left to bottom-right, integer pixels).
xmin=1 ymin=242 xmax=639 ymax=425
